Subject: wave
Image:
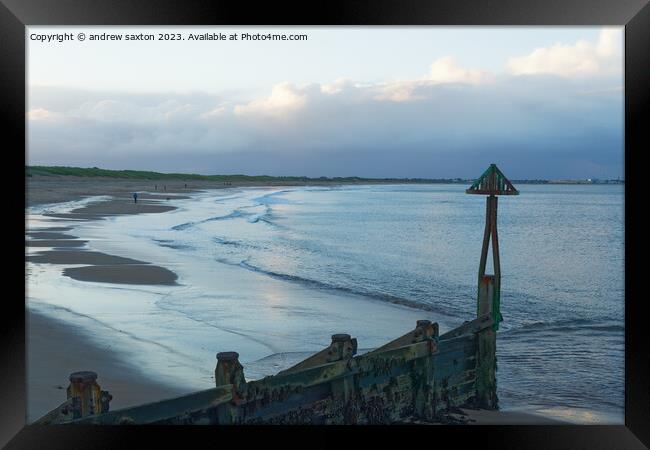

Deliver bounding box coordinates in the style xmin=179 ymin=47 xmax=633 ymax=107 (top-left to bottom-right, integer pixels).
xmin=212 ymin=236 xmax=249 ymax=248
xmin=206 ymin=210 xmax=249 ymax=222
xmin=172 ymin=210 xmax=248 ymax=231
xmin=172 ymin=207 xmax=277 ymax=231
xmin=152 ymin=239 xmax=195 ymax=251
xmin=212 ymin=194 xmax=245 ymax=203
xmin=500 ymin=318 xmax=624 ymax=337
xmin=230 ymin=261 xmax=623 ymax=339
xmin=247 ymin=206 xmax=275 ymax=224
xmin=171 ymin=221 xmax=197 ymax=231
xmin=27 ymin=195 xmax=114 ymax=215
xmin=238 ymin=260 xmax=450 ymax=314
xmin=252 ymin=190 xmax=292 ymax=205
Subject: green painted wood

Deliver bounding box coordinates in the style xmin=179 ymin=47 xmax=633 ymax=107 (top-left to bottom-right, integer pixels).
xmin=466 ymin=163 xmax=519 ymax=196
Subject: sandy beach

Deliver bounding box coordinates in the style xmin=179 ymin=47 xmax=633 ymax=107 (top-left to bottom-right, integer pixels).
xmin=26 ymin=178 xmax=196 ymax=420
xmin=26 ymin=309 xmax=189 ymax=422
xmin=26 ymin=175 xmax=364 ymax=208
xmin=25 ymin=176 xmax=570 ymax=425
xmin=27 ymin=229 xmax=178 ymax=286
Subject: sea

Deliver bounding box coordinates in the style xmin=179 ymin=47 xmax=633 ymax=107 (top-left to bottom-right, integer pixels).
xmin=26 ymin=183 xmax=624 ymax=424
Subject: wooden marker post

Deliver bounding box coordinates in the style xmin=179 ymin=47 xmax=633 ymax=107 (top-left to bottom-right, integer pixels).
xmin=466 ymin=164 xmax=518 ymax=409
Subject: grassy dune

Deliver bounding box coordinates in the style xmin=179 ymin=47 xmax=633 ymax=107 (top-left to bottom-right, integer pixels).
xmin=26 ymin=166 xmax=465 ymax=184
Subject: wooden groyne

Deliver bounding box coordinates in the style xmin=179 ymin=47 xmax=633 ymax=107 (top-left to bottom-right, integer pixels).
xmin=36 ymin=164 xmax=516 ymax=425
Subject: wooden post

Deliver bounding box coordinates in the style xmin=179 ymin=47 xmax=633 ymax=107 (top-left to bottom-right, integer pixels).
xmin=475 ymin=276 xmax=498 ymax=409
xmin=67 ymin=371 xmax=111 ymax=419
xmin=478 ymin=196 xmax=491 ymax=287
xmin=490 ymin=195 xmax=501 ymax=326
xmin=215 ymin=352 xmax=246 ymax=392
xmin=278 ymin=333 xmax=357 ymax=375
xmin=413 ymin=320 xmax=436 ymax=421
xmin=215 ymin=351 xmax=247 ymax=424
xmin=327 ymin=334 xmax=358 ymax=424
xmin=477 ymin=195 xmax=501 ymax=323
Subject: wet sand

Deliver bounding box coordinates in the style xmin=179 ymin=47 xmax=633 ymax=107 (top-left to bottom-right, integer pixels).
xmin=459 ymin=408 xmax=566 ymax=425
xmin=26 ymin=188 xmax=188 ymax=422
xmin=27 ymin=310 xmax=188 ymax=423
xmin=64 ymin=198 xmax=178 ymax=215
xmin=26 ymin=234 xmax=178 ymax=286
xmin=63 ymin=265 xmax=177 ymax=285
xmin=27 ymin=231 xmax=77 ymax=240
xmin=27 ymin=188 xmax=182 ymax=286
xmin=27 ymin=250 xmax=144 ymax=265
xmin=25 ymin=239 xmax=88 ymax=248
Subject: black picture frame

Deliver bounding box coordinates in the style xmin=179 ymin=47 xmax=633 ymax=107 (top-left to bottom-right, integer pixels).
xmin=2 ymin=0 xmax=648 ymax=448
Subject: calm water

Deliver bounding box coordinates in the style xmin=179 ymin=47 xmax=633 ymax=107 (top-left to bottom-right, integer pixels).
xmin=27 ymin=183 xmax=624 ymax=423
xmin=179 ymin=183 xmax=624 ymax=420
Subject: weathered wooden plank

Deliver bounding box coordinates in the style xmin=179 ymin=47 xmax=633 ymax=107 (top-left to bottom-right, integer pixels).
xmin=436 ymin=332 xmax=476 ymax=349
xmin=445 ymin=368 xmax=477 ymax=387
xmin=33 ymin=398 xmax=75 ymax=425
xmin=369 ymin=320 xmax=438 ymax=354
xmin=436 ymin=347 xmax=477 ymax=362
xmin=443 ymin=387 xmax=476 ymax=408
xmin=355 ymin=340 xmax=436 ymax=373
xmin=278 ymin=334 xmax=357 ymax=376
xmin=246 ymin=359 xmax=351 ymax=397
xmin=475 ymin=327 xmax=497 ymax=409
xmin=356 ymin=361 xmax=409 ymax=388
xmin=435 ymin=339 xmax=477 ymax=360
xmin=67 ymin=385 xmax=233 ymax=425
xmin=435 ymin=357 xmax=477 ymax=381
xmin=238 ymin=382 xmax=332 ymax=423
xmin=439 ymin=314 xmax=493 ymax=340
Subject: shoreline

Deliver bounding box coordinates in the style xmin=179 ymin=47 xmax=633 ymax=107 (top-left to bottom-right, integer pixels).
xmin=26 ymin=188 xmax=196 ymax=421
xmin=26 ymin=309 xmax=190 ymax=423
xmin=25 ymin=180 xmax=580 ymax=425
xmin=27 ymin=210 xmax=180 ymax=286
xmin=27 ymin=175 xmax=354 ymax=208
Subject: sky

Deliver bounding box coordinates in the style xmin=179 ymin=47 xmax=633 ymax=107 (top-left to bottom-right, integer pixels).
xmin=27 ymin=26 xmax=624 ymax=179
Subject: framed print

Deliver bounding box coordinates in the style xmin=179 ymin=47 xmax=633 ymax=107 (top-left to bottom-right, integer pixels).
xmin=2 ymin=0 xmax=648 ymax=448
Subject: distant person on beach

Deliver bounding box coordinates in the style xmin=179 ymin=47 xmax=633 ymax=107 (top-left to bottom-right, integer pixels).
xmin=184 ymin=183 xmax=187 ymax=188
xmin=164 ymin=185 xmax=166 ymax=191
xmin=133 ymin=192 xmax=138 ymax=204
xmin=155 ymin=185 xmax=157 ymax=190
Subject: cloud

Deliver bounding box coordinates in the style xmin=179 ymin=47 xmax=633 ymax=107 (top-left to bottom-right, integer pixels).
xmin=27 ymin=108 xmax=59 ymax=121
xmin=373 ymin=57 xmax=492 ymax=102
xmin=27 ymin=44 xmax=623 ymax=179
xmin=320 ymin=78 xmax=355 ymax=95
xmin=427 ymin=57 xmax=492 ymax=85
xmin=234 ymin=82 xmax=309 ymax=118
xmin=506 ymin=28 xmax=622 ymax=77
xmin=200 ymin=103 xmax=230 ymax=119
xmin=372 ymin=81 xmax=422 ymax=103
